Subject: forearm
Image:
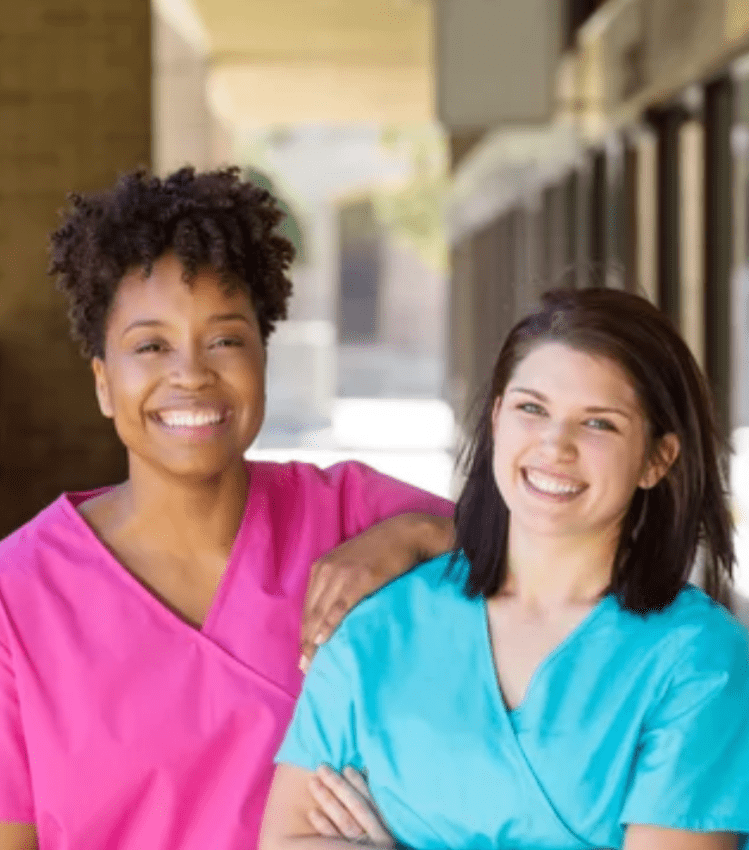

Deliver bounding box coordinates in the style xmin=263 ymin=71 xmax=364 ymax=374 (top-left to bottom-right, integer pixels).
xmin=390 ymin=512 xmax=455 ymax=563
xmin=623 ymin=825 xmax=736 ymax=850
xmin=270 ymin=838 xmax=378 ymax=850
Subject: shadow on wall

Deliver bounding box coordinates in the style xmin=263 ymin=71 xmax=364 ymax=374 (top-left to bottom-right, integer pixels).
xmin=0 ymin=306 xmax=126 ymax=537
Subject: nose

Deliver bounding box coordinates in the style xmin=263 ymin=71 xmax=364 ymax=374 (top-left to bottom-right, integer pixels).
xmin=540 ymin=418 xmax=577 ymax=461
xmin=168 ymin=345 xmax=217 ymax=390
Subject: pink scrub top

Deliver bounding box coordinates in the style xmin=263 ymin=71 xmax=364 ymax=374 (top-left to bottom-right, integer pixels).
xmin=0 ymin=460 xmax=452 ymax=849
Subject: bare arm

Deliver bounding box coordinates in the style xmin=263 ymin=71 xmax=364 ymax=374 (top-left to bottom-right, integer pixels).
xmin=300 ymin=513 xmax=454 ymax=667
xmin=260 ymin=764 xmax=388 ymax=850
xmin=0 ymin=823 xmax=37 ymax=850
xmin=262 ymin=765 xmax=742 ymax=850
xmin=623 ymin=825 xmax=737 ymax=850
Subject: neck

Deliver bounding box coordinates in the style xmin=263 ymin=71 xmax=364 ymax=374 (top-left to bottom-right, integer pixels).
xmin=115 ymin=458 xmax=250 ymax=556
xmin=503 ymin=521 xmax=619 ymax=609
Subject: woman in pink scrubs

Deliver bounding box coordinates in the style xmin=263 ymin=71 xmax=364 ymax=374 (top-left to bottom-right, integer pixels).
xmin=0 ymin=167 xmax=453 ymax=850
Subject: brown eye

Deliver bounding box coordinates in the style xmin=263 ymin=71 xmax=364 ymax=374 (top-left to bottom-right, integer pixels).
xmin=135 ymin=341 xmax=166 ymax=354
xmin=211 ymin=337 xmax=244 ymax=348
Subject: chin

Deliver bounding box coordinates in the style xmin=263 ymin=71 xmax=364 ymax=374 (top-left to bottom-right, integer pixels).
xmin=513 ymin=508 xmax=583 ymax=537
xmin=147 ymin=452 xmax=244 ymax=483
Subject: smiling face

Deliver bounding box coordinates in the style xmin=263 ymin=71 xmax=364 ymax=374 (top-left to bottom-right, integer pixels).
xmin=91 ymin=252 xmax=266 ymax=484
xmin=491 ymin=342 xmax=677 ymax=545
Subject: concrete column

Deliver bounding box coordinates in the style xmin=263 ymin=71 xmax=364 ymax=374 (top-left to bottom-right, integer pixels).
xmin=152 ymin=9 xmax=232 ymax=175
xmin=648 ymin=106 xmax=688 ymax=327
xmin=0 ymin=0 xmax=150 ymax=535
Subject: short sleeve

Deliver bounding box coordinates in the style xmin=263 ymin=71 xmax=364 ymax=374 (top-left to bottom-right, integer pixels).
xmin=0 ymin=620 xmax=34 ymax=822
xmin=275 ymin=628 xmax=359 ymax=773
xmin=620 ymin=622 xmax=749 ymax=840
xmin=330 ymin=462 xmax=453 ymax=540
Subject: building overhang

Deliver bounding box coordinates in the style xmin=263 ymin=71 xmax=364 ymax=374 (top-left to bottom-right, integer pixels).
xmin=153 ymin=0 xmax=435 ymax=128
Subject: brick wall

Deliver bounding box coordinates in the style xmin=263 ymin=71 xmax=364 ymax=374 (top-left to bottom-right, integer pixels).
xmin=0 ymin=0 xmax=150 ymax=536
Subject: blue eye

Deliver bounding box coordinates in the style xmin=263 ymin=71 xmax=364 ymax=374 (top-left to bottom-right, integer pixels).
xmin=518 ymin=402 xmax=546 ymax=415
xmin=585 ymin=418 xmax=617 ymax=432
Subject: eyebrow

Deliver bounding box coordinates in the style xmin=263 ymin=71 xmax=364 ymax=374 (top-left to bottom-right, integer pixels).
xmin=121 ymin=313 xmax=252 ymax=337
xmin=507 ymin=387 xmax=633 ymax=418
xmin=207 ymin=312 xmax=253 ymax=325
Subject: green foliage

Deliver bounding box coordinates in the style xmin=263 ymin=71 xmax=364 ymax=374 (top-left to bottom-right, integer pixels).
xmin=372 ymin=124 xmax=449 ymax=272
xmin=242 ymin=166 xmax=307 ymax=264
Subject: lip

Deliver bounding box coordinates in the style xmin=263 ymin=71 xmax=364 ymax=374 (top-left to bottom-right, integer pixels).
xmin=521 ymin=466 xmax=587 ymax=500
xmin=149 ymin=404 xmax=232 ymax=438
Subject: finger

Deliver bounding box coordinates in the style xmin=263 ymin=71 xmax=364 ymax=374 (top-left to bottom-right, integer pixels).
xmin=306 ymin=806 xmax=342 ymax=838
xmin=303 ymin=597 xmax=350 ymax=658
xmin=302 ymin=558 xmax=327 ymax=617
xmin=332 ymin=769 xmax=393 ymax=844
xmin=315 ymin=767 xmax=391 ymax=842
xmin=309 ymin=775 xmax=368 ymax=840
xmin=298 ymin=651 xmax=311 ymax=675
xmin=300 ymin=601 xmax=346 ymax=669
xmin=342 ymin=766 xmax=373 ymax=800
xmin=301 ymin=560 xmax=339 ymax=647
xmin=299 ymin=623 xmax=323 ymax=667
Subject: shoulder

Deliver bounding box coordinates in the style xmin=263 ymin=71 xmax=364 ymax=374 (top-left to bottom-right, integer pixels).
xmin=247 ymin=459 xmax=451 ymax=527
xmin=247 ymin=459 xmax=391 ymax=497
xmin=351 ymin=551 xmax=466 ymax=615
xmin=612 ymin=584 xmax=746 ymax=643
xmin=613 ymin=585 xmax=749 ymax=686
xmin=665 ymin=587 xmax=749 ymax=679
xmin=246 ymin=460 xmax=394 ymax=517
xmin=0 ymin=495 xmax=73 ymax=578
xmin=655 ymin=586 xmax=747 ymax=655
xmin=330 ymin=552 xmax=471 ymax=658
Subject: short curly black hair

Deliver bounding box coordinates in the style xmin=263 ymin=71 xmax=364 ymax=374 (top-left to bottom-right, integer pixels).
xmin=49 ymin=166 xmax=295 ymax=359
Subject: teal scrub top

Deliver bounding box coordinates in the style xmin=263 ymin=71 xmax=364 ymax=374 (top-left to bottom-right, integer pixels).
xmin=276 ymin=553 xmax=749 ymax=850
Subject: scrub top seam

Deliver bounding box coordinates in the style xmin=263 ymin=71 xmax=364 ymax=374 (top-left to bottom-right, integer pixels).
xmin=199 ymin=460 xmax=255 ymax=634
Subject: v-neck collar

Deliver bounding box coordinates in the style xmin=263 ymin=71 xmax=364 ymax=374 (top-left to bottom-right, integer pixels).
xmin=478 ymin=591 xmax=612 ymax=721
xmin=59 ymin=462 xmax=256 ymax=637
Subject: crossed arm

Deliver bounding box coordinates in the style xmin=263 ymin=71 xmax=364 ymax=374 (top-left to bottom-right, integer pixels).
xmin=260 ymin=763 xmax=738 ymax=850
xmin=260 ymin=764 xmax=392 ymax=850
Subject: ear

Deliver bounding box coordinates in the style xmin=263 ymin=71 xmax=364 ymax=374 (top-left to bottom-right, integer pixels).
xmin=91 ymin=357 xmax=114 ymax=419
xmin=491 ymin=395 xmax=503 ymax=431
xmin=639 ymin=432 xmax=680 ymax=489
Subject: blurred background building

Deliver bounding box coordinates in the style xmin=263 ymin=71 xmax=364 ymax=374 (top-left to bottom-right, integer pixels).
xmin=2 ymin=0 xmax=749 ymax=607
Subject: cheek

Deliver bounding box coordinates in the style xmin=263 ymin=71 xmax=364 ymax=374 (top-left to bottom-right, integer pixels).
xmin=586 ymin=437 xmax=648 ymax=490
xmin=231 ymin=357 xmax=265 ymax=399
xmin=224 ymin=342 xmax=265 ymax=377
xmin=108 ymin=364 xmax=157 ymax=416
xmin=491 ymin=420 xmax=522 ymax=484
xmin=494 ymin=413 xmax=534 ymax=454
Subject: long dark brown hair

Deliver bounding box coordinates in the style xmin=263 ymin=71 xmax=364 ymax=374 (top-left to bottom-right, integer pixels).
xmin=452 ymin=288 xmax=734 ymax=613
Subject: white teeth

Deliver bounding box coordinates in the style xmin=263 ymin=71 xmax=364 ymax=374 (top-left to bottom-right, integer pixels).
xmin=525 ymin=469 xmax=584 ymax=496
xmin=159 ymin=410 xmax=223 ymax=428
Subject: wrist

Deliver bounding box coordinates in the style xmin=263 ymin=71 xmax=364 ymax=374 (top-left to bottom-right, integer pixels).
xmin=400 ymin=512 xmax=455 ymax=562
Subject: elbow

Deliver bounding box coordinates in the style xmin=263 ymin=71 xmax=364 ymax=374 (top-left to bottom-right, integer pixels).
xmin=258 ymin=813 xmax=296 ymax=850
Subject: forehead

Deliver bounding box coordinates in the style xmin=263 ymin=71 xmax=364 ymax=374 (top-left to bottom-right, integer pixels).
xmin=509 ymin=342 xmax=640 ymax=407
xmin=109 ymin=254 xmax=253 ymax=321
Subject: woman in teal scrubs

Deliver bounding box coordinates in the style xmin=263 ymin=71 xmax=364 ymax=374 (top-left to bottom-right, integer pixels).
xmin=260 ymin=288 xmax=749 ymax=850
